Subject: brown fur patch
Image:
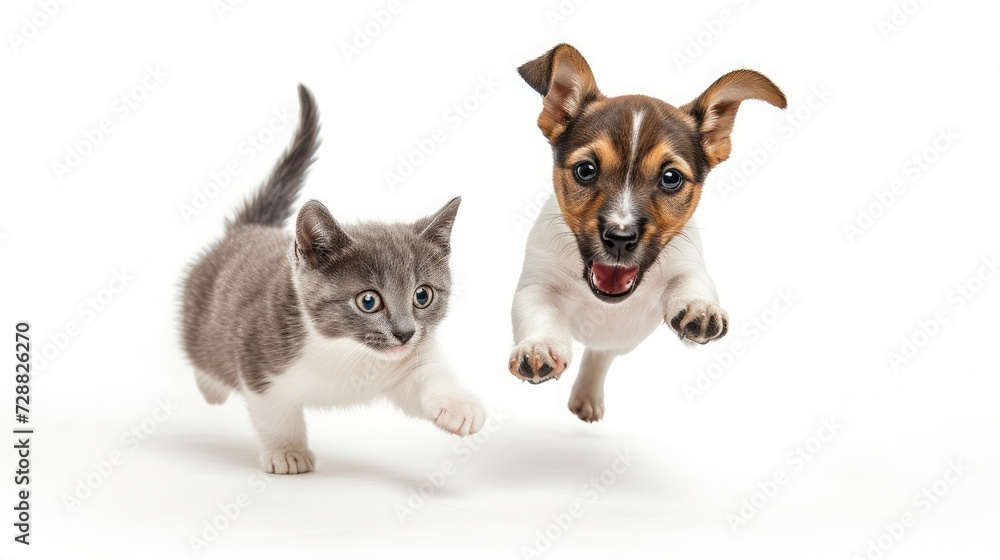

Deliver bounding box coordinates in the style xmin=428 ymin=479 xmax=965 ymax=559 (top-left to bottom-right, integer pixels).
xmin=585 ymin=134 xmax=622 ymax=169
xmin=644 ymin=185 xmax=702 ymax=247
xmin=554 ymin=168 xmax=607 ymax=236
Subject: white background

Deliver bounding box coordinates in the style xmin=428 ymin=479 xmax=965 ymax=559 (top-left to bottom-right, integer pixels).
xmin=2 ymin=0 xmax=999 ymax=558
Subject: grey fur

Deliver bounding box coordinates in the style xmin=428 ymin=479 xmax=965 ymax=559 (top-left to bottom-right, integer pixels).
xmin=227 ymin=84 xmax=320 ymax=230
xmin=180 ymin=85 xmax=461 ymax=397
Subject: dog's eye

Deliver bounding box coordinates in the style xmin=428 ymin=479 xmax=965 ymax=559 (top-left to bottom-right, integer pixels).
xmin=660 ymin=168 xmax=684 ymax=191
xmin=573 ymin=161 xmax=598 ymax=184
xmin=413 ymin=286 xmax=433 ymax=309
xmin=355 ymin=290 xmax=382 ymax=313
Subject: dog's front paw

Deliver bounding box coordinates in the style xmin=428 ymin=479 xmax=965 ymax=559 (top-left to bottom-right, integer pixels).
xmin=666 ymin=300 xmax=729 ymax=344
xmin=261 ymin=447 xmax=315 ymax=474
xmin=508 ymin=337 xmax=570 ymax=384
xmin=432 ymin=399 xmax=485 ymax=436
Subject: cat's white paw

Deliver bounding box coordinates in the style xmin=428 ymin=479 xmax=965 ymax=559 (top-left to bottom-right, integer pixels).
xmin=508 ymin=337 xmax=571 ymax=384
xmin=260 ymin=447 xmax=315 ymax=474
xmin=432 ymin=399 xmax=485 ymax=436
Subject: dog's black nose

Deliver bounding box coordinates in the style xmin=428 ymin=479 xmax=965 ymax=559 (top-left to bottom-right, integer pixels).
xmin=392 ymin=329 xmax=415 ymax=344
xmin=602 ymin=229 xmax=638 ymax=255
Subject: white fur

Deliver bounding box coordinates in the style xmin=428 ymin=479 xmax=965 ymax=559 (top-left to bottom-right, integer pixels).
xmin=195 ymin=369 xmax=231 ymax=404
xmin=607 ymin=111 xmax=646 ymax=231
xmin=240 ymin=314 xmax=484 ymax=474
xmin=511 ymin=196 xmax=723 ymax=421
xmin=624 ymin=110 xmax=644 ymax=189
xmin=608 ymin=188 xmax=635 ymax=231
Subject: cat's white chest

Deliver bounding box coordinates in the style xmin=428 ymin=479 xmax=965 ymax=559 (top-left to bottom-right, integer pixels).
xmin=264 ymin=331 xmax=402 ymax=408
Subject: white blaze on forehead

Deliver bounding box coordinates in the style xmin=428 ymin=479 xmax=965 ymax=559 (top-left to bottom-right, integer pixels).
xmin=624 ymin=110 xmax=645 ymax=189
xmin=609 ymin=188 xmax=635 ymax=231
xmin=610 ymin=110 xmax=645 ymax=231
xmin=627 ymin=111 xmax=646 ymax=180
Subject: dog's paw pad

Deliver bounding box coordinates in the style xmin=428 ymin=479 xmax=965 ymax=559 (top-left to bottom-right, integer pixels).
xmin=509 ymin=338 xmax=570 ymax=384
xmin=261 ymin=448 xmax=315 ymax=474
xmin=434 ymin=400 xmax=485 ymax=436
xmin=668 ymin=300 xmax=728 ymax=344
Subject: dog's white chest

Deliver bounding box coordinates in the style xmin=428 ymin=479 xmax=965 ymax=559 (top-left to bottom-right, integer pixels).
xmin=524 ymin=196 xmax=670 ymax=354
xmin=559 ymin=282 xmax=666 ymax=353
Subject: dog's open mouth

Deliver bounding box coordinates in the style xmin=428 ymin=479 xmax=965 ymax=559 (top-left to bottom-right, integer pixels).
xmin=588 ymin=262 xmax=640 ymax=299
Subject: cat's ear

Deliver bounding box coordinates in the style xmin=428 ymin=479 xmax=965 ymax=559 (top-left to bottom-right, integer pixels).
xmin=414 ymin=197 xmax=461 ymax=253
xmin=294 ymin=200 xmax=351 ymax=267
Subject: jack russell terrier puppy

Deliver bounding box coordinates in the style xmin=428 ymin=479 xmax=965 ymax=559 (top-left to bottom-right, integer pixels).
xmin=509 ymin=44 xmax=786 ymax=422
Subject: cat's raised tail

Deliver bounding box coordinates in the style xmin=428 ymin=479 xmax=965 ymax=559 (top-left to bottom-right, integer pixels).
xmin=226 ymin=84 xmax=321 ymax=230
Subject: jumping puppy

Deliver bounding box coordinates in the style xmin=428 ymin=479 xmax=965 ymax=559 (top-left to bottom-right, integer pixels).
xmin=509 ymin=44 xmax=786 ymax=422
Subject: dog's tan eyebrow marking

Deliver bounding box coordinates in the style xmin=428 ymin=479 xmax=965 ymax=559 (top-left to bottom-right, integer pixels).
xmin=568 ymin=134 xmax=620 ymax=169
xmin=641 ymin=140 xmax=694 ymax=182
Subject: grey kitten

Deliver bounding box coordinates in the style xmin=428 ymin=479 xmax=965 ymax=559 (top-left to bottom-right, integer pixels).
xmin=180 ymin=85 xmax=485 ymax=474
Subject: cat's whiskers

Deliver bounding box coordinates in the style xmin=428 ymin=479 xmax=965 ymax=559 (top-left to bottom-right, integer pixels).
xmin=336 ymin=344 xmax=376 ymax=398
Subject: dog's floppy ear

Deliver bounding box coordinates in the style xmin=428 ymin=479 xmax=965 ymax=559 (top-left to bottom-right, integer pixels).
xmin=518 ymin=43 xmax=601 ymax=142
xmin=682 ymin=70 xmax=787 ymax=168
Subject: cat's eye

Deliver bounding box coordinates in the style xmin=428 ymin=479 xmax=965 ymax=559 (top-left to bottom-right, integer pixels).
xmin=355 ymin=291 xmax=382 ymax=313
xmin=659 ymin=167 xmax=685 ymax=191
xmin=573 ymin=161 xmax=598 ymax=184
xmin=413 ymin=286 xmax=433 ymax=309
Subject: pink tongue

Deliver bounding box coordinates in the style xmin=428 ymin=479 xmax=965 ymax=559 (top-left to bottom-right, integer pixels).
xmin=592 ymin=263 xmax=639 ymax=295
